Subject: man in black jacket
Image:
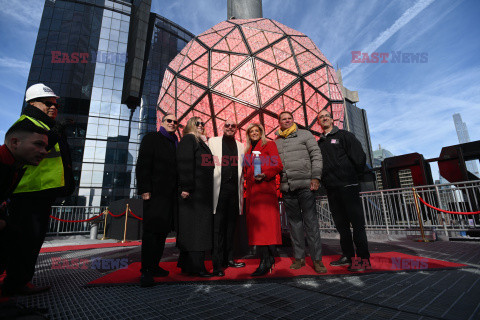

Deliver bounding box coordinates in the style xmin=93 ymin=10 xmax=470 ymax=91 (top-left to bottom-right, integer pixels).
xmin=2 ymin=84 xmax=74 ymax=296
xmin=317 ymin=110 xmax=370 ymax=272
xmin=136 ymin=113 xmax=179 ymax=287
xmin=0 ymin=121 xmax=49 ymax=276
xmin=1 ymin=120 xmax=49 ymax=217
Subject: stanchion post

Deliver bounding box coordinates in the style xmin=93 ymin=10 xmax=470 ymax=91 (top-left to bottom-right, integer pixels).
xmin=101 ymin=208 xmax=108 ymax=240
xmin=121 ymin=203 xmax=129 ymax=243
xmin=413 ymin=188 xmax=429 ymax=242
xmin=434 ymin=185 xmax=450 ymax=237
xmin=380 ymin=191 xmax=390 ymax=235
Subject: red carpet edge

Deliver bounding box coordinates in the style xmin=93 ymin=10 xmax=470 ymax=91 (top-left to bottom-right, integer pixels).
xmin=86 ymin=252 xmax=468 ymax=286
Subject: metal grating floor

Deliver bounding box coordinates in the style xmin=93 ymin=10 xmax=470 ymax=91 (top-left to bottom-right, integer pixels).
xmin=6 ymin=238 xmax=480 ymax=320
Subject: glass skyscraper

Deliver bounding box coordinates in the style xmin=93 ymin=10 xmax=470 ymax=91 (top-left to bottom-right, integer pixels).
xmin=26 ymin=0 xmax=194 ymax=206
xmin=336 ymin=69 xmax=374 ymax=168
xmin=453 ymin=113 xmax=479 ymax=178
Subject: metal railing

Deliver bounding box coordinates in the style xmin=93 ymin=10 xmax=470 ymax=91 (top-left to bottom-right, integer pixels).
xmin=280 ymin=180 xmax=480 ymax=238
xmin=48 ymin=180 xmax=480 ymax=238
xmin=48 ymin=206 xmax=106 ymax=236
xmin=358 ymin=180 xmax=480 ymax=237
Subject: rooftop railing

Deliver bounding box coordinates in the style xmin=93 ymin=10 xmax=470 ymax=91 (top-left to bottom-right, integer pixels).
xmin=47 ymin=180 xmax=480 ymax=238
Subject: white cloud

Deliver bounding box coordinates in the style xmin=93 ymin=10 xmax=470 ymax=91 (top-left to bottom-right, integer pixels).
xmin=152 ymin=0 xmax=225 ymax=35
xmin=360 ymin=82 xmax=480 ymax=161
xmin=342 ymin=0 xmax=436 ymax=77
xmin=0 ymin=57 xmax=30 ymax=75
xmin=0 ymin=0 xmax=44 ymax=28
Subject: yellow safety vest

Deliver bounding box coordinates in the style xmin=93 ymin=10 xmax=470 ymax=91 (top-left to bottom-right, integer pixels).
xmin=13 ymin=115 xmax=65 ymax=193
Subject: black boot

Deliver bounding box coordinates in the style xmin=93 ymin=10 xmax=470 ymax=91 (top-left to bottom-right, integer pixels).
xmin=251 ymin=258 xmax=270 ymax=277
xmin=268 ymin=245 xmax=275 ymax=270
xmin=251 ymin=246 xmax=273 ymax=277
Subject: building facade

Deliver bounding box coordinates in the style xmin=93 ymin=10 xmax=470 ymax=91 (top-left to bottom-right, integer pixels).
xmin=336 ymin=69 xmax=374 ymax=168
xmin=373 ymin=144 xmax=394 ymax=168
xmin=26 ymin=0 xmax=193 ymax=206
xmin=372 ymin=145 xmax=394 ymax=189
xmin=453 ymin=113 xmax=479 ymax=178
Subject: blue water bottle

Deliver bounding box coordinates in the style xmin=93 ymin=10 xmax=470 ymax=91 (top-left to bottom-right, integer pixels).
xmin=253 ymin=151 xmax=262 ymax=176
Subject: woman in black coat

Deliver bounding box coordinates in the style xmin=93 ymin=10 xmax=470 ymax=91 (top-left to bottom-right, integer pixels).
xmin=176 ymin=116 xmax=215 ymax=277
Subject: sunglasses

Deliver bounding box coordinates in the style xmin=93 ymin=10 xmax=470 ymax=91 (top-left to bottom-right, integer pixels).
xmin=318 ymin=114 xmax=332 ymax=119
xmin=164 ymin=119 xmax=178 ymax=125
xmin=225 ymin=123 xmax=237 ymax=128
xmin=196 ymin=121 xmax=205 ymax=127
xmin=40 ymin=100 xmax=59 ymax=109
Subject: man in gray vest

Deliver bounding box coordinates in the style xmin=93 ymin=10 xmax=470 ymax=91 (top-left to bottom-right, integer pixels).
xmin=275 ymin=111 xmax=326 ymax=273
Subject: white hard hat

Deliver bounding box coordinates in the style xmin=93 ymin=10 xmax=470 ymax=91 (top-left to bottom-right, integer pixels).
xmin=25 ymin=83 xmax=59 ymax=102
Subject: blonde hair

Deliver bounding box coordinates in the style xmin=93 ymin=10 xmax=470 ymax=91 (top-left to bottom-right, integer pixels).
xmin=183 ymin=117 xmax=203 ymax=141
xmin=245 ymin=123 xmax=267 ymax=151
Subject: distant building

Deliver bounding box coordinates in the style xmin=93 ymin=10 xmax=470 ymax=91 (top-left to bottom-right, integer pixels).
xmin=372 ymin=145 xmax=394 ymax=190
xmin=336 ymin=69 xmax=374 ymax=168
xmin=453 ymin=113 xmax=479 ymax=178
xmin=435 ymin=175 xmax=456 ymax=211
xmin=373 ymin=144 xmax=394 ymax=168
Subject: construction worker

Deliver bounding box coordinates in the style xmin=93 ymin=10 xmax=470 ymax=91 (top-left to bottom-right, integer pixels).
xmin=1 ymin=84 xmax=74 ymax=296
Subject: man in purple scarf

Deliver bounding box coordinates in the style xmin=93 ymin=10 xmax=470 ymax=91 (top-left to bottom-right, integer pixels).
xmin=136 ymin=114 xmax=179 ymax=287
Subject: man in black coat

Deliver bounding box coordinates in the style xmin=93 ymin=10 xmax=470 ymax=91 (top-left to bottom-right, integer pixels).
xmin=317 ymin=110 xmax=370 ymax=272
xmin=2 ymin=84 xmax=74 ymax=296
xmin=136 ymin=114 xmax=179 ymax=287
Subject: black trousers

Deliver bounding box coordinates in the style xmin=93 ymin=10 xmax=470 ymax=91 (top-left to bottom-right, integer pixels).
xmin=212 ymin=182 xmax=238 ymax=271
xmin=140 ymin=196 xmax=173 ymax=274
xmin=3 ymin=194 xmax=55 ymax=290
xmin=141 ymin=229 xmax=169 ymax=273
xmin=177 ymin=250 xmax=207 ymax=274
xmin=326 ymin=185 xmax=370 ymax=259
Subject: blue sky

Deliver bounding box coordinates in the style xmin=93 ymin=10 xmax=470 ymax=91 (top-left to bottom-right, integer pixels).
xmin=1 ymin=0 xmax=479 ymax=179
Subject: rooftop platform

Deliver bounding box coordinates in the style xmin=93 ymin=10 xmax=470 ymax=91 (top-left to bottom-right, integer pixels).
xmin=2 ymin=236 xmax=480 ymax=319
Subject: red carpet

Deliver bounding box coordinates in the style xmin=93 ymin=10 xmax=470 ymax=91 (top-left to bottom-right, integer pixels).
xmin=87 ymin=252 xmax=467 ymax=286
xmin=40 ymin=238 xmax=175 ymax=253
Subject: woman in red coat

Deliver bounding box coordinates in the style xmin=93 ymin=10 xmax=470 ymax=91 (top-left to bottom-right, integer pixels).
xmin=244 ymin=123 xmax=283 ymax=276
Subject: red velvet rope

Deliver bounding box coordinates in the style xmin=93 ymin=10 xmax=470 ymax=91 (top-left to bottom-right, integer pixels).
xmin=416 ymin=194 xmax=480 ymax=215
xmin=108 ymin=210 xmax=126 ymax=217
xmin=49 ymin=208 xmax=143 ymax=223
xmin=49 ymin=212 xmax=104 ymax=223
xmin=128 ymin=209 xmax=143 ymax=221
